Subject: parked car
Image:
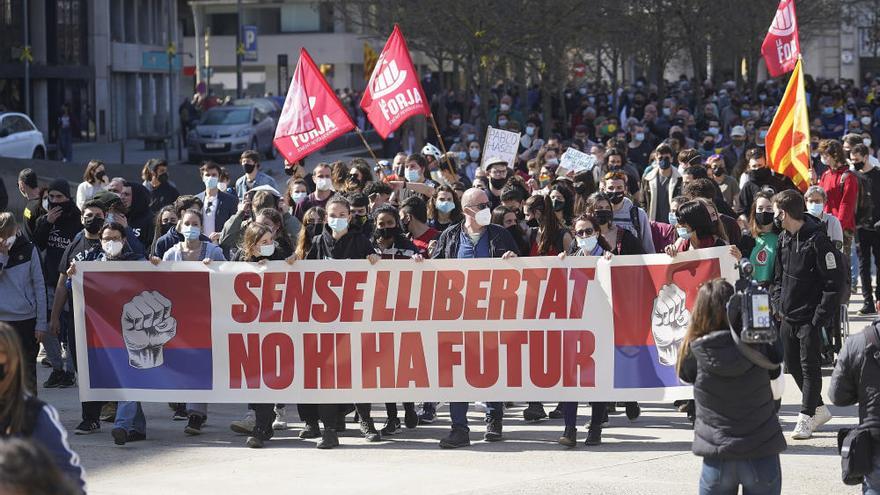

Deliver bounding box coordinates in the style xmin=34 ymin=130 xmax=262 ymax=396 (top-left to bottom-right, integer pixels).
xmin=232 ymin=98 xmax=281 ymax=122
xmin=0 ymin=112 xmax=46 ymax=159
xmin=186 ymin=104 xmax=276 ymax=163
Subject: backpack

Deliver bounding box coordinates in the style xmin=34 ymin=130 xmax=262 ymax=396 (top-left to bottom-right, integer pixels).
xmin=629 ymin=205 xmax=642 ymax=242
xmin=837 ymin=326 xmax=880 ymax=485
xmin=840 ymin=171 xmax=873 ymax=229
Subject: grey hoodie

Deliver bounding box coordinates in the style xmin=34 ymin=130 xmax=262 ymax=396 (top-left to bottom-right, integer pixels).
xmin=0 ymin=236 xmax=47 ymax=330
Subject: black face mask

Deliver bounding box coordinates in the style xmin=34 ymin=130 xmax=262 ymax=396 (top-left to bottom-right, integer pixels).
xmin=160 ymin=223 xmax=174 ymax=235
xmin=773 ymin=214 xmax=784 ymax=230
xmin=243 ymin=163 xmax=256 ymax=174
xmin=713 ymin=167 xmax=726 ymax=177
xmin=755 ymin=211 xmax=774 ymax=226
xmin=284 ymin=167 xmax=295 ymax=176
xmin=305 ymin=223 xmax=323 ymax=238
xmin=375 ymin=226 xmax=400 ymax=240
xmin=83 ymin=216 xmax=105 ymax=235
xmin=750 ymin=167 xmax=772 ymax=182
xmin=50 ymin=200 xmax=72 ymax=213
xmin=506 ymin=225 xmax=522 ymax=239
xmin=490 ymin=177 xmax=507 ymax=190
xmin=608 ymin=191 xmax=625 ymax=205
xmin=703 ymin=142 xmax=715 ymax=151
xmin=526 ymin=218 xmax=539 ymax=228
xmin=95 ymin=170 xmax=106 ymax=181
xmin=157 ymin=173 xmax=169 ymax=184
xmin=348 ymin=176 xmax=363 ymax=187
xmin=552 ymin=199 xmax=566 ymax=212
xmin=854 ymin=161 xmax=866 ymax=171
xmin=658 ymin=158 xmax=671 ymax=170
xmin=595 ymin=209 xmax=613 ymax=225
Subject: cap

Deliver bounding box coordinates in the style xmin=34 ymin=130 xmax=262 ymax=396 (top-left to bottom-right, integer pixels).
xmin=731 ymin=126 xmax=746 ymax=137
xmin=483 ymin=157 xmax=508 ymax=170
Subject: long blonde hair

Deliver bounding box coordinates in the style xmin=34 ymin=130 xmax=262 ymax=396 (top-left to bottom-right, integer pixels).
xmin=0 ymin=323 xmax=27 ymax=434
xmin=675 ymin=278 xmax=734 ymax=377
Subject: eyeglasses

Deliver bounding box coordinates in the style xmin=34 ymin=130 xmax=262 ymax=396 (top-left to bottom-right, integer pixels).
xmin=574 ymin=228 xmax=596 ymax=237
xmin=465 ymin=202 xmax=490 ymax=211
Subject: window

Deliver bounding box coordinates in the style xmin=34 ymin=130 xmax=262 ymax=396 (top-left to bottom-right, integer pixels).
xmin=0 ymin=0 xmax=24 ymax=64
xmin=4 ymin=115 xmax=31 ymax=134
xmin=281 ymin=3 xmax=319 ymax=33
xmin=207 ymin=13 xmax=238 ymax=36
xmin=50 ymin=0 xmax=88 ymax=65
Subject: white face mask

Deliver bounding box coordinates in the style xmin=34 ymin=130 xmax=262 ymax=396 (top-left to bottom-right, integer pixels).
xmin=498 ymin=118 xmax=509 ymax=127
xmin=102 ymin=240 xmax=123 ymax=257
xmin=525 ymin=126 xmax=536 ymax=136
xmin=217 ymin=182 xmax=228 ymax=191
xmin=866 ymin=138 xmax=873 ymax=148
xmin=499 ymin=103 xmax=510 ymax=112
xmin=474 ymin=207 xmax=491 ymax=226
xmin=315 ymin=177 xmax=333 ymax=191
xmin=577 ymin=235 xmax=598 ymax=252
xmin=259 ymin=243 xmax=276 ymax=257
xmin=42 ymin=199 xmax=48 ymax=210
xmin=292 ymin=192 xmax=307 ymax=203
xmin=451 ymin=118 xmax=461 ymax=127
xmin=3 ymin=235 xmax=16 ymax=249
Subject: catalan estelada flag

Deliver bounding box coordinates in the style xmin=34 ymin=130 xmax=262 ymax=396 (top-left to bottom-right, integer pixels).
xmin=765 ymin=57 xmax=811 ymax=192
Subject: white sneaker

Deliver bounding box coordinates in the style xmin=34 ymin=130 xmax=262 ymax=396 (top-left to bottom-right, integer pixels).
xmin=813 ymin=405 xmax=832 ymax=429
xmin=473 ymin=402 xmax=488 ymax=413
xmin=272 ymin=406 xmax=287 ymax=430
xmin=230 ymin=410 xmax=256 ymax=435
xmin=791 ymin=413 xmax=814 ymax=440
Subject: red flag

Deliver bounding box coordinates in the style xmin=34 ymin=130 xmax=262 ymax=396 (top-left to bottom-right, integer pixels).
xmin=273 ymin=48 xmax=355 ymax=164
xmin=360 ymin=25 xmax=431 ymax=139
xmin=761 ymin=0 xmax=801 ymax=78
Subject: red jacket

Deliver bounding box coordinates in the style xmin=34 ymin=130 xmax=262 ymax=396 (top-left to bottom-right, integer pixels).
xmin=818 ymin=167 xmax=859 ymax=231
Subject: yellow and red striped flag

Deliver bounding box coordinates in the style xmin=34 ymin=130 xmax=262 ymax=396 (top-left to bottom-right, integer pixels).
xmin=765 ymin=57 xmax=811 ymax=192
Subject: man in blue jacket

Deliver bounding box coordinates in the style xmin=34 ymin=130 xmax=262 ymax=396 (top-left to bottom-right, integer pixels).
xmin=431 ymin=187 xmax=518 ymax=448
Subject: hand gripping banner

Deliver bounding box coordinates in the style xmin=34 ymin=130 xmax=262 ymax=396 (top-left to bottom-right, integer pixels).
xmin=70 ymin=247 xmax=737 ymax=403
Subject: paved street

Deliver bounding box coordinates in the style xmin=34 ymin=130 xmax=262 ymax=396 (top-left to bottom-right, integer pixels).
xmin=44 ymin=298 xmax=872 ymax=494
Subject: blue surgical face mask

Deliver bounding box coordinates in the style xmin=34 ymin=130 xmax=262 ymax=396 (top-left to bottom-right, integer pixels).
xmin=203 ymin=176 xmax=219 ymax=189
xmin=577 ymin=235 xmax=598 ymax=253
xmin=806 ymin=202 xmax=824 ymax=217
xmin=741 ymin=109 xmax=751 ymax=119
xmin=328 ymin=217 xmax=349 ymax=232
xmin=668 ymin=212 xmax=677 ymax=225
xmin=181 ymin=225 xmax=201 ymax=240
xmin=457 ymin=151 xmax=467 ymax=161
xmin=758 ymin=130 xmax=768 ymax=139
xmin=634 ymin=132 xmax=645 ymax=141
xmin=469 ymin=149 xmax=480 ymax=160
xmin=435 ymin=200 xmax=455 ymax=213
xmin=676 ymin=227 xmax=691 ymax=240
xmin=405 ymin=168 xmax=421 ymax=182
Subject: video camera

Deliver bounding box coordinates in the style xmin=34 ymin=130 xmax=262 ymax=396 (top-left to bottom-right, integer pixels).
xmin=730 ymin=259 xmax=777 ymax=344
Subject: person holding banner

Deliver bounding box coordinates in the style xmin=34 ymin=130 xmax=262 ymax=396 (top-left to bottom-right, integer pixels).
xmin=431 ymin=187 xmax=518 ymax=448
xmin=556 ymin=213 xmax=615 ymax=447
xmin=601 ymin=171 xmax=655 ymax=254
xmin=676 ymin=279 xmax=785 ymax=495
xmin=302 ymin=195 xmax=382 ymax=449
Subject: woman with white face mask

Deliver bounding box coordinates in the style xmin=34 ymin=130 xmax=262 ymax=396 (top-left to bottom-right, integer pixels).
xmin=803 ymin=186 xmax=844 ymax=247
xmin=553 ymin=214 xmax=629 ymax=448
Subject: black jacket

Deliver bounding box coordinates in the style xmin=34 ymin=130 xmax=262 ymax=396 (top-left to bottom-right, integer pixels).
xmin=127 ymin=182 xmax=154 ymax=246
xmin=32 ymin=204 xmax=82 ymax=287
xmin=431 ymin=222 xmax=519 ymax=259
xmin=830 ymin=321 xmax=880 ymax=431
xmin=679 ymin=330 xmax=787 ymax=460
xmin=736 ymin=172 xmax=796 ymax=217
xmin=307 ymin=228 xmax=374 ymax=260
xmin=771 ymin=214 xmax=844 ymax=327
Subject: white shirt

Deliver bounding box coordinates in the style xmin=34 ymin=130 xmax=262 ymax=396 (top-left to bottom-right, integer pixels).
xmin=202 ymin=193 xmax=217 ymax=236
xmin=76 ymin=182 xmax=106 ymax=210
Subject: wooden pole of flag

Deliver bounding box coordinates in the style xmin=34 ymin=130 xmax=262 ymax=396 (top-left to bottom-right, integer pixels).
xmin=427 ymin=113 xmax=455 ymax=171
xmin=355 ymin=127 xmax=381 ymax=166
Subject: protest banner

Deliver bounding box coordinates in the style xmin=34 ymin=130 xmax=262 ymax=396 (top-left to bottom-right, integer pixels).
xmin=273 ymin=48 xmax=355 ymax=164
xmin=480 ymin=126 xmax=521 ymax=170
xmin=556 ymin=147 xmax=598 ymax=176
xmin=70 ymin=247 xmax=737 ymax=403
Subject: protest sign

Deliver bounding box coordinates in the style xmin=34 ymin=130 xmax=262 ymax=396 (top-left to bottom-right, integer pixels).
xmin=480 ymin=126 xmax=521 ymax=170
xmin=70 ymin=248 xmax=737 ymax=403
xmin=556 ymin=147 xmax=598 ymax=176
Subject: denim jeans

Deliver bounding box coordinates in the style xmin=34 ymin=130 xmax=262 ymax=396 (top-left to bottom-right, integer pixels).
xmin=864 ymin=451 xmax=880 ymax=495
xmin=187 ymin=403 xmax=207 ymax=418
xmin=448 ymin=402 xmax=503 ymax=431
xmin=561 ymin=402 xmax=607 ymax=429
xmin=699 ymin=455 xmax=781 ymax=495
xmin=114 ymin=401 xmax=146 ymax=434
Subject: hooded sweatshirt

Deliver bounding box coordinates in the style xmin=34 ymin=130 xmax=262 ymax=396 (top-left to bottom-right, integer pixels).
xmin=0 ymin=236 xmax=47 ymax=330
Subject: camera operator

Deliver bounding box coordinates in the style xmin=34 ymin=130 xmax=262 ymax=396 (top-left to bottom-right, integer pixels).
xmin=771 ymin=189 xmax=844 ymax=440
xmin=829 ymin=308 xmax=880 ymax=492
xmin=677 ymin=278 xmax=786 ymax=495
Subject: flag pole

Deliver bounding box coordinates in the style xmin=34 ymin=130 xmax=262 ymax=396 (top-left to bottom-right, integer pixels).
xmin=355 ymin=127 xmax=381 ymax=166
xmin=427 ymin=113 xmax=454 ymax=170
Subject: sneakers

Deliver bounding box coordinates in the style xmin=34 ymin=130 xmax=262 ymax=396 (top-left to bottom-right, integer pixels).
xmin=381 ymin=417 xmax=400 ymax=436
xmin=317 ymin=428 xmax=339 ymax=449
xmin=625 ymin=402 xmax=641 ymax=421
xmin=558 ymin=426 xmax=577 ymax=447
xmin=523 ymin=403 xmax=548 ymax=422
xmin=299 ymin=422 xmax=321 ymax=439
xmin=185 ymin=414 xmax=205 ymax=436
xmin=111 ymin=427 xmax=127 ymax=445
xmin=272 ymin=406 xmax=287 ymax=430
xmin=42 ymin=369 xmax=65 ymax=388
xmin=404 ymin=408 xmax=418 ymax=429
xmin=858 ymin=301 xmax=877 ymax=316
xmin=791 ymin=413 xmax=814 ymax=440
xmin=245 ymin=436 xmax=264 ymax=448
xmin=230 ymin=410 xmax=256 ymax=435
xmin=473 ymin=401 xmax=488 ymax=413
xmin=418 ymin=404 xmax=436 ymax=425
xmin=127 ymin=431 xmax=146 ymax=442
xmin=100 ymin=402 xmax=117 ymax=422
xmin=74 ymin=420 xmax=100 ymax=435
xmin=40 ymin=357 xmax=52 ymax=368
xmin=172 ymin=403 xmax=188 ymax=421
xmin=360 ymin=419 xmax=381 ymax=442
xmin=548 ymin=405 xmax=564 ymax=420
xmin=484 ymin=417 xmax=503 ymax=442
xmin=58 ymin=371 xmax=76 ymax=388
xmin=584 ymin=426 xmax=602 ymax=446
xmin=439 ymin=427 xmax=470 ymax=449
xmin=813 ymin=405 xmax=833 ymax=429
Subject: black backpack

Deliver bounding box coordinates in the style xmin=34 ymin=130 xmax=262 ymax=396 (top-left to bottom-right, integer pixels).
xmin=837 ymin=326 xmax=880 ymax=485
xmin=840 ymin=171 xmax=873 ymax=229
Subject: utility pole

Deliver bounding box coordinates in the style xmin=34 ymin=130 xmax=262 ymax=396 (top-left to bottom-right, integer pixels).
xmin=23 ymin=0 xmax=31 ymax=116
xmin=166 ymin=0 xmax=175 ymax=162
xmin=235 ymin=0 xmax=243 ymax=99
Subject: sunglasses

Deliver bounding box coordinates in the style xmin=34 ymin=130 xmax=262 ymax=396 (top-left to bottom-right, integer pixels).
xmin=466 ymin=202 xmax=490 ymax=211
xmin=574 ymin=228 xmax=596 ymax=237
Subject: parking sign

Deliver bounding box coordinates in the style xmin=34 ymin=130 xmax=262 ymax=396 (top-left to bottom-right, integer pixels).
xmin=242 ymin=25 xmax=257 ymax=61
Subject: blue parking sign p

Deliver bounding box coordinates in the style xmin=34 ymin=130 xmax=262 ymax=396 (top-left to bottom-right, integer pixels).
xmin=243 ymin=25 xmax=258 ymax=61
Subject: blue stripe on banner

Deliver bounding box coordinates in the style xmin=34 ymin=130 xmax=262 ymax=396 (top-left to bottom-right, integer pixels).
xmin=614 ymin=345 xmax=682 ymax=388
xmin=88 ymin=348 xmax=213 ymax=390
